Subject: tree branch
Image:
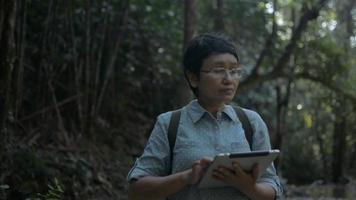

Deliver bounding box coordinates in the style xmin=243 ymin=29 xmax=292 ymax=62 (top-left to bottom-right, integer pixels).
xmin=238 ymin=0 xmax=329 ymax=94
xmin=19 ymin=94 xmax=81 ymax=122
xmin=250 ymin=0 xmax=278 ymax=77
xmin=294 ymin=72 xmax=356 ymax=103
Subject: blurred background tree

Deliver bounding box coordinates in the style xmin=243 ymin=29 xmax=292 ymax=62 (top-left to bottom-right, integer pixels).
xmin=0 ymin=0 xmax=355 ymax=199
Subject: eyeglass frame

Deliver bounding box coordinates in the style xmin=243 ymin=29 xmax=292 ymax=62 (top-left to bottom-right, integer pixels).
xmin=200 ymin=67 xmax=244 ymax=79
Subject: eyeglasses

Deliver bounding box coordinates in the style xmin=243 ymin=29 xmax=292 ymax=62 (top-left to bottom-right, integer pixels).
xmin=200 ymin=67 xmax=243 ymax=79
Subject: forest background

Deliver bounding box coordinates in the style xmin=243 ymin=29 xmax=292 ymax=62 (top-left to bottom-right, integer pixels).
xmin=1 ymin=0 xmax=356 ymax=199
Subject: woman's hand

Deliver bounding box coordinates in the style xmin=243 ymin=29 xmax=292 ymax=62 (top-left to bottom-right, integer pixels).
xmin=212 ymin=162 xmax=276 ymax=200
xmin=213 ymin=162 xmax=259 ymax=194
xmin=183 ymin=157 xmax=213 ymax=185
xmin=129 ymin=157 xmax=213 ymax=200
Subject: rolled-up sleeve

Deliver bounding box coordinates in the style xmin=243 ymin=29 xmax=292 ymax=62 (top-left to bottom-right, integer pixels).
xmin=127 ymin=113 xmax=172 ymax=181
xmin=257 ymin=165 xmax=284 ymax=199
xmin=245 ymin=109 xmax=284 ymax=199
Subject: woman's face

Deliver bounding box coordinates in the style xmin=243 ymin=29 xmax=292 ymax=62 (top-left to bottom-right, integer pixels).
xmin=188 ymin=53 xmax=240 ymax=106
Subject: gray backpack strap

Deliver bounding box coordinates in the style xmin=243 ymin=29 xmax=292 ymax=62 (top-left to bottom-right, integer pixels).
xmin=233 ymin=106 xmax=253 ymax=150
xmin=167 ymin=110 xmax=181 ymax=173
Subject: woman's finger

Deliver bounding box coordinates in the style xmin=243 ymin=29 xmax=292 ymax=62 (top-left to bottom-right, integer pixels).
xmin=252 ymin=164 xmax=259 ymax=181
xmin=213 ymin=169 xmax=224 ymax=180
xmin=200 ymin=157 xmax=213 ymax=168
xmin=218 ymin=166 xmax=236 ymax=177
xmin=232 ymin=162 xmax=244 ymax=176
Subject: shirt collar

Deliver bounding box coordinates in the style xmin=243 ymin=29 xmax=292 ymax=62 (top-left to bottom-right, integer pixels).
xmin=186 ymin=100 xmax=238 ymax=123
xmin=223 ymin=105 xmax=239 ymax=123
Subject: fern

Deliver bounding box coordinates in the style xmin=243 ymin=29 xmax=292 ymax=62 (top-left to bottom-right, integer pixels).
xmin=32 ymin=178 xmax=64 ymax=200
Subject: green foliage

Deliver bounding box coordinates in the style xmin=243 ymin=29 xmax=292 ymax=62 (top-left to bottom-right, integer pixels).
xmin=1 ymin=1 xmax=356 ymax=199
xmin=31 ymin=178 xmax=64 ymax=200
xmin=281 ymin=133 xmax=324 ymax=184
xmin=13 ymin=150 xmax=52 ymax=180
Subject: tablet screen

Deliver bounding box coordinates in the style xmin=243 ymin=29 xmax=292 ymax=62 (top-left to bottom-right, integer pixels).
xmin=198 ymin=149 xmax=280 ymax=189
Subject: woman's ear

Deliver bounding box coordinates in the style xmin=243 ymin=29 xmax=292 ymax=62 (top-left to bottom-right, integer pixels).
xmin=187 ymin=72 xmax=199 ymax=88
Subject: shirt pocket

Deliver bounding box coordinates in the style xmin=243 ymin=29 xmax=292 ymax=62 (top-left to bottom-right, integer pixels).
xmin=173 ymin=140 xmax=209 ymax=171
xmin=174 ymin=140 xmax=197 ymax=149
xmin=174 ymin=140 xmax=205 ymax=160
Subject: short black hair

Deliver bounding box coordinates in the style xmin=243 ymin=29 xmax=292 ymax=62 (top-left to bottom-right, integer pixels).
xmin=182 ymin=33 xmax=239 ymax=96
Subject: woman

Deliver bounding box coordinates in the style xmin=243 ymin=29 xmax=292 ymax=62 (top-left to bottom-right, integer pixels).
xmin=127 ymin=33 xmax=283 ymax=200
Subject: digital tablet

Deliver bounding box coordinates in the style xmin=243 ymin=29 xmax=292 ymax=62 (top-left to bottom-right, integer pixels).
xmin=198 ymin=149 xmax=280 ymax=189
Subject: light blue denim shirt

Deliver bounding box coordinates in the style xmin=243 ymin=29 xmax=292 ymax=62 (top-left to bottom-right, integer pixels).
xmin=127 ymin=100 xmax=283 ymax=199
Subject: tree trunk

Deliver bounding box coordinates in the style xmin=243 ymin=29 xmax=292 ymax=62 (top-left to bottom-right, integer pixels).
xmin=96 ymin=1 xmax=129 ymax=114
xmin=331 ymin=105 xmax=347 ymax=183
xmin=274 ymin=79 xmax=291 ymax=169
xmin=214 ymin=0 xmax=225 ymax=31
xmin=349 ymin=143 xmax=356 ymax=169
xmin=0 ymin=0 xmax=17 ymax=137
xmin=14 ymin=0 xmax=26 ymax=119
xmin=183 ymin=0 xmax=197 ymax=50
xmin=84 ymin=0 xmax=93 ymax=137
xmin=315 ymin=115 xmax=329 ymax=181
xmin=334 ymin=0 xmax=355 ymax=175
xmin=177 ymin=0 xmax=197 ymax=106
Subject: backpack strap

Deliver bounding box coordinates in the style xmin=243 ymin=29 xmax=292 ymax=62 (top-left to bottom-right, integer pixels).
xmin=167 ymin=110 xmax=181 ymax=173
xmin=233 ymin=106 xmax=253 ymax=150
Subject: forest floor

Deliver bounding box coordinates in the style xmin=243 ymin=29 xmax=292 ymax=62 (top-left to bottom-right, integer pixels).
xmin=1 ymin=138 xmax=355 ymax=200
xmin=284 ymin=182 xmax=356 ymax=199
